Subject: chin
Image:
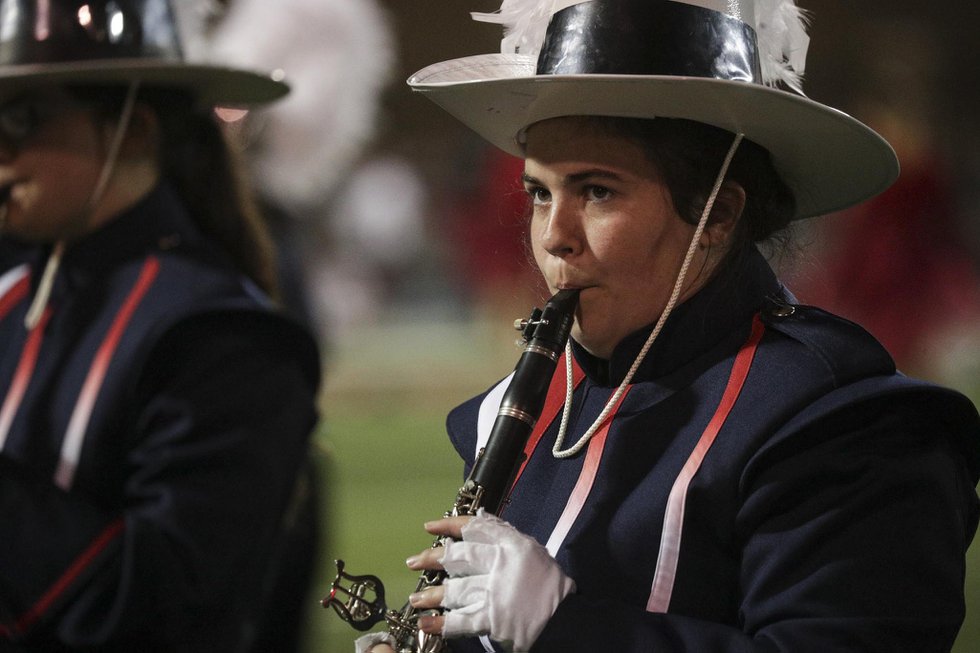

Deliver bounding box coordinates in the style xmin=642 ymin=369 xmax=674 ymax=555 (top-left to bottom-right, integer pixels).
xmin=571 ymin=326 xmax=613 ymax=361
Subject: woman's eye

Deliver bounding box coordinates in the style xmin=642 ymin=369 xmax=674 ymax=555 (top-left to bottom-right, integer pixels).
xmin=526 ymin=186 xmax=551 ymax=205
xmin=586 ymin=185 xmax=612 ymax=201
xmin=0 ymin=101 xmax=37 ymax=142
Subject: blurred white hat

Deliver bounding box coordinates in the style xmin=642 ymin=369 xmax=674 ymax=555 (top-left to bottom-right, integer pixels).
xmin=0 ymin=0 xmax=287 ymax=105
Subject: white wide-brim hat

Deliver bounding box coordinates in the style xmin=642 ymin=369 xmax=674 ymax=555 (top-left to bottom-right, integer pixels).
xmin=0 ymin=0 xmax=288 ymax=106
xmin=409 ymin=0 xmax=899 ymax=220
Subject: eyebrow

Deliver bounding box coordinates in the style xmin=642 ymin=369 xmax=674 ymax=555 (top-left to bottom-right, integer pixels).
xmin=522 ymin=168 xmax=627 ymax=187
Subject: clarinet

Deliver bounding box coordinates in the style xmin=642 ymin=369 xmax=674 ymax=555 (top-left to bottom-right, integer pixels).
xmin=324 ymin=288 xmax=580 ymax=653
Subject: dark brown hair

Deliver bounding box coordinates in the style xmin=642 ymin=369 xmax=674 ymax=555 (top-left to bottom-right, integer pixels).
xmin=71 ymin=85 xmax=279 ymax=297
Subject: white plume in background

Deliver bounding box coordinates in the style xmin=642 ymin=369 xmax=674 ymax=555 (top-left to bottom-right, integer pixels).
xmin=208 ymin=0 xmax=395 ymax=213
xmin=472 ymin=0 xmax=583 ymax=56
xmin=169 ymin=0 xmax=223 ymax=61
xmin=754 ymin=0 xmax=810 ymax=95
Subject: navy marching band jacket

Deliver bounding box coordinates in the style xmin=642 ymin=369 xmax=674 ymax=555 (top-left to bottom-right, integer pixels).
xmin=446 ymin=247 xmax=980 ymax=652
xmin=0 ymin=184 xmax=320 ymax=651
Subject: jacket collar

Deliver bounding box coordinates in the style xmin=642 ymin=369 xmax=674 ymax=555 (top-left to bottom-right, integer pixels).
xmin=573 ymin=245 xmax=782 ymax=386
xmin=59 ymin=182 xmax=204 ymax=273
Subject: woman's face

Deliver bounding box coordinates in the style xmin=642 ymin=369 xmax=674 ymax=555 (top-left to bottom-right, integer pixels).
xmin=525 ymin=117 xmax=710 ymax=359
xmin=0 ymin=90 xmax=114 ymax=243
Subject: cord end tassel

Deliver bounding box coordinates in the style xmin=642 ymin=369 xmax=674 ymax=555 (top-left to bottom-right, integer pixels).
xmin=24 ymin=240 xmax=64 ymax=330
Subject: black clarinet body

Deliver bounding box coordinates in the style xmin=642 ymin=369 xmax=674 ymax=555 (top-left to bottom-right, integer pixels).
xmin=463 ymin=287 xmax=579 ymax=514
xmin=324 ymin=288 xmax=580 ymax=652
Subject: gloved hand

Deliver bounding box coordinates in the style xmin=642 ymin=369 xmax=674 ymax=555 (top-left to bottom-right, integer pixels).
xmin=354 ymin=632 xmax=396 ymax=653
xmin=407 ymin=509 xmax=575 ymax=652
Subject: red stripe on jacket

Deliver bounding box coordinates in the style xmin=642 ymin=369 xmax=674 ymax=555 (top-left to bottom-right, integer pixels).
xmin=2 ymin=519 xmax=125 ymax=639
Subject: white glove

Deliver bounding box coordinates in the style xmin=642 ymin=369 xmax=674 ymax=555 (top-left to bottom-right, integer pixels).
xmin=440 ymin=510 xmax=575 ymax=652
xmin=354 ymin=631 xmax=396 ymax=653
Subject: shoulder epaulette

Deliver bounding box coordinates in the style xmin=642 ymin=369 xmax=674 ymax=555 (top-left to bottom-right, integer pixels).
xmin=759 ymin=296 xmax=896 ymax=387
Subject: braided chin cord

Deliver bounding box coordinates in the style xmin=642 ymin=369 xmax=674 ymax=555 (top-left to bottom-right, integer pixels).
xmin=23 ymin=81 xmax=142 ymax=331
xmin=552 ymin=132 xmax=745 ymax=458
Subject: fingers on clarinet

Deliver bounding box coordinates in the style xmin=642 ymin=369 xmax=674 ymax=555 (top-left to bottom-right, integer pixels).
xmin=417 ymin=613 xmax=445 ymax=635
xmin=409 ymin=586 xmax=444 ymax=609
xmin=406 ymin=547 xmax=445 ymax=571
xmin=423 ymin=515 xmax=471 ymax=538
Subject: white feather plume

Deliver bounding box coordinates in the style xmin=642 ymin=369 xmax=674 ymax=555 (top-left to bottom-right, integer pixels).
xmin=207 ymin=0 xmax=395 ymax=212
xmin=472 ymin=0 xmax=812 ymax=95
xmin=753 ymin=0 xmax=811 ymax=95
xmin=169 ymin=0 xmax=224 ymax=62
xmin=472 ymin=0 xmax=583 ymax=56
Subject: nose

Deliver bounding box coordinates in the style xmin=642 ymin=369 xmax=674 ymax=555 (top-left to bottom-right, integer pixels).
xmin=536 ymin=198 xmax=582 ymax=259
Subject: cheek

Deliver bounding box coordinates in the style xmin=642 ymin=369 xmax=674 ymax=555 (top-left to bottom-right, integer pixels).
xmin=528 ymin=221 xmax=549 ymax=269
xmin=29 ymin=151 xmax=100 ymax=190
xmin=588 ymin=227 xmax=649 ymax=275
xmin=12 ymin=156 xmax=99 ymax=220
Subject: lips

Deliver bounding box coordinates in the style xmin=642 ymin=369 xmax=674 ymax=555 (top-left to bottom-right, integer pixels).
xmin=556 ymin=282 xmax=592 ymax=293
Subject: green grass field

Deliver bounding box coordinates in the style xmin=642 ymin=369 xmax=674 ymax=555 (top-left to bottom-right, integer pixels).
xmin=300 ymin=319 xmax=980 ymax=653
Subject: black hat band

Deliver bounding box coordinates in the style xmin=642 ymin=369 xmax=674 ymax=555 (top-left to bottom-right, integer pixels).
xmin=537 ymin=0 xmax=761 ymax=84
xmin=0 ymin=0 xmax=182 ymax=67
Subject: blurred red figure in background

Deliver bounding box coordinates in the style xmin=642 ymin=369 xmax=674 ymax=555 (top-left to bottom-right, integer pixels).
xmin=794 ymin=20 xmax=980 ymax=394
xmin=445 ymin=146 xmax=541 ymax=319
xmin=801 ymin=147 xmax=980 ymax=377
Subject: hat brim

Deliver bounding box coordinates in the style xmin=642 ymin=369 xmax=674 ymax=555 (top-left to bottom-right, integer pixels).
xmin=409 ymin=54 xmax=899 ymax=219
xmin=0 ymin=59 xmax=289 ymax=106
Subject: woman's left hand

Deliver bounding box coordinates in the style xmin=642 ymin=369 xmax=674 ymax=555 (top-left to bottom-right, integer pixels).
xmin=405 ymin=510 xmax=575 ymax=652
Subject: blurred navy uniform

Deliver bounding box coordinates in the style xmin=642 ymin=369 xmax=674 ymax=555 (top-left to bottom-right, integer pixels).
xmin=0 ymin=1 xmax=321 ymax=650
xmin=0 ymin=184 xmax=319 ymax=650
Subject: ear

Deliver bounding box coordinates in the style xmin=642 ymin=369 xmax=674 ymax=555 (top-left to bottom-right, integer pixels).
xmin=701 ymin=181 xmax=745 ymax=248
